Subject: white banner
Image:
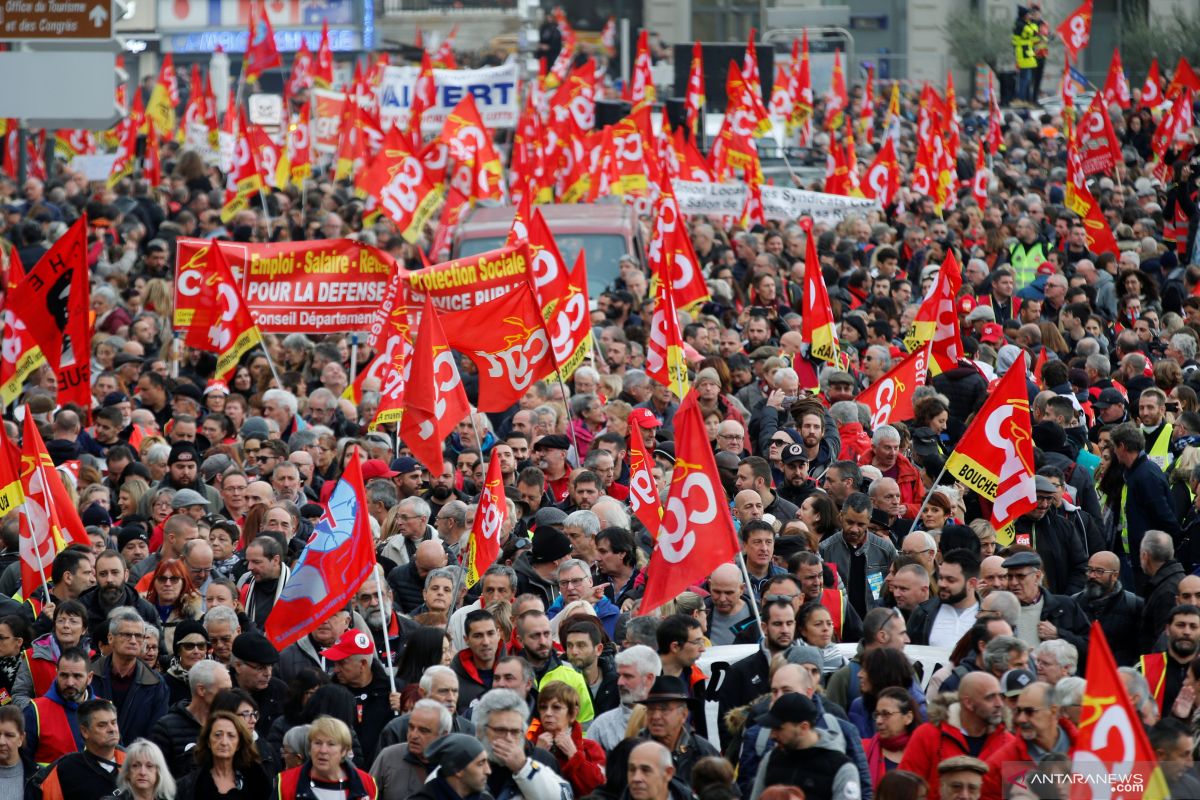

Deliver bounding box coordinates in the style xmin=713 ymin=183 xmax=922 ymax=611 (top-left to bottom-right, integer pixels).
xmin=377 ymin=62 xmax=520 ymax=132
xmin=673 ymin=180 xmax=879 ymax=224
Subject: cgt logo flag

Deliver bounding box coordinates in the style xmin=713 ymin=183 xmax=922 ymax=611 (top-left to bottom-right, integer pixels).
xmin=1057 ymin=0 xmax=1093 ymax=62
xmin=402 ymin=296 xmax=471 ymax=476
xmin=1064 ymin=622 xmax=1169 ymax=800
xmin=855 ymin=341 xmax=932 ymax=428
xmin=945 ymin=351 xmax=1037 ymax=545
xmin=19 ymin=415 xmax=90 ymax=599
xmin=903 ymin=250 xmax=963 ymax=373
xmin=638 ymin=391 xmax=740 ymax=616
xmin=801 ymin=221 xmax=839 ymax=364
xmin=462 ymin=455 xmax=506 ymax=587
xmin=627 ymin=423 xmax=663 ymax=538
xmin=180 ymin=239 xmax=262 ymax=383
xmin=265 ymin=452 xmax=377 ymax=651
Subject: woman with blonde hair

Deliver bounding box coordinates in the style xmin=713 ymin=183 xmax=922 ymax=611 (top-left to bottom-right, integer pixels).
xmin=276 ymin=715 xmax=375 ymax=800
xmin=105 ymin=738 xmax=177 ymax=800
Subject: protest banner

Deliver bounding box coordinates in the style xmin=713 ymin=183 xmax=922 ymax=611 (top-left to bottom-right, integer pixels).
xmin=404 ymin=244 xmax=528 ymax=312
xmin=377 ymin=63 xmax=520 ymax=132
xmin=311 ymin=88 xmax=347 ymax=154
xmin=174 ymin=238 xmax=394 ymax=334
xmin=673 ymin=179 xmax=878 ymax=224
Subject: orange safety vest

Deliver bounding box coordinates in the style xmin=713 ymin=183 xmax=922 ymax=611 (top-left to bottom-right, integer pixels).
xmin=30 ymin=696 xmax=80 ymax=765
xmin=1140 ymin=652 xmax=1168 ymax=713
xmin=24 ymin=650 xmax=57 ymax=698
xmin=820 ymin=588 xmax=844 ymax=641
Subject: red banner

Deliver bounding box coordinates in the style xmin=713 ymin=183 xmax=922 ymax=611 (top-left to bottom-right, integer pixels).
xmin=174 ymin=238 xmax=394 ymax=334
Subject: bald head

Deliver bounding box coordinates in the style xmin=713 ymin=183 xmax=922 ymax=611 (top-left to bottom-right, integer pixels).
xmin=711 ymin=563 xmax=743 ymax=587
xmin=979 ymin=555 xmax=1006 ymax=596
xmin=415 ymin=540 xmax=448 ymax=574
xmin=958 ymin=671 xmax=1005 ymax=728
xmin=1179 ymin=574 xmax=1200 ymax=606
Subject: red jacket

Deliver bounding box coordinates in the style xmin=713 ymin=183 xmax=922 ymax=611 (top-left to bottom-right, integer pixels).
xmin=897 ymin=719 xmax=1015 ymax=800
xmin=856 ymin=447 xmax=926 ymax=517
xmin=982 ymin=720 xmax=1077 ymax=800
xmin=838 ymin=422 xmax=873 ymax=463
xmin=526 ymin=719 xmax=606 ymax=798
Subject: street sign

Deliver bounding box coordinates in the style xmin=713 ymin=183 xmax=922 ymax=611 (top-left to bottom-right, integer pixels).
xmin=0 ymin=51 xmax=119 ymax=127
xmin=0 ymin=0 xmax=112 ymax=41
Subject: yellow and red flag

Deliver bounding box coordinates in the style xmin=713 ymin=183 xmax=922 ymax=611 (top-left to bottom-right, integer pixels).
xmin=856 ymin=341 xmax=932 ymax=428
xmin=627 ymin=419 xmax=663 ymax=538
xmin=863 ymin=136 xmax=899 ymax=206
xmin=145 ymin=53 xmax=179 ymax=135
xmin=802 ymin=222 xmax=839 ymax=364
xmin=903 ymin=250 xmax=963 ymax=373
xmin=180 ymin=240 xmax=263 ymax=383
xmin=740 ymin=28 xmax=772 ymax=135
xmin=971 ymin=141 xmax=989 ymax=211
xmin=628 ymin=30 xmax=655 ymax=111
xmin=825 ymin=48 xmax=848 ymax=130
xmin=945 ymin=351 xmax=1036 ymax=543
xmin=788 ymin=30 xmax=814 ymax=143
xmin=1102 ymin=47 xmax=1131 ymax=109
xmin=0 ymin=251 xmax=46 ymax=406
xmin=19 ymin=415 xmax=90 ymax=599
xmin=220 ymin=110 xmax=263 ymax=223
xmin=0 ymin=427 xmax=22 ymax=520
xmin=285 ymin=37 xmax=314 ymax=103
xmin=314 ymin=21 xmax=334 ymax=89
xmin=685 ymin=41 xmax=705 ymax=133
xmin=463 ymin=454 xmax=506 ymax=587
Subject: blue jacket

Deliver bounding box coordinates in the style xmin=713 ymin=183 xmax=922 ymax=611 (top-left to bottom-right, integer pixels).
xmin=90 ymin=654 xmax=169 ymax=745
xmin=848 ymin=685 xmax=929 ymax=738
xmin=547 ymin=595 xmax=621 ymax=639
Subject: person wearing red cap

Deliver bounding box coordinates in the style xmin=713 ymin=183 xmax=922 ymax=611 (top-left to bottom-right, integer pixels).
xmin=627 ymin=408 xmax=661 ymax=452
xmin=323 ymin=629 xmax=401 ymax=764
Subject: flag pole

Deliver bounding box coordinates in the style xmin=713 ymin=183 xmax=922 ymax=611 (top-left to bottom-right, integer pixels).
xmin=372 ymin=564 xmax=398 ymax=693
xmin=261 ymin=344 xmax=285 ymax=389
xmin=734 ymin=551 xmax=764 ymax=632
xmin=349 ymin=333 xmax=359 ymax=387
xmin=908 ymin=462 xmax=950 ymax=531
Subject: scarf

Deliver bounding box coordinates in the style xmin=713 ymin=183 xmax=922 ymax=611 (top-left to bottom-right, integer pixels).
xmin=0 ymin=653 xmax=20 ymax=700
xmin=878 ymin=732 xmax=911 ymax=751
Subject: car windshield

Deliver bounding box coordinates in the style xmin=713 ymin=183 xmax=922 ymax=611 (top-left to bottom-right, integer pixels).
xmin=456 ymin=233 xmax=629 ymax=299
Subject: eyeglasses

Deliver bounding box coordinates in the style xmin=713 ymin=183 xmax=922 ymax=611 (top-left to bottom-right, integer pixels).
xmin=718 ymin=434 xmax=743 ymax=441
xmin=873 ymin=709 xmax=902 ymax=719
xmin=114 ymin=630 xmax=143 ymax=639
xmin=178 ymin=641 xmax=207 ymax=651
xmin=558 ymin=576 xmax=589 ymax=588
xmin=189 ymin=566 xmax=212 ymax=576
xmin=237 ymin=710 xmax=260 ymax=721
xmin=1085 ymin=567 xmax=1118 ymax=576
xmin=770 ymin=440 xmax=791 ymax=447
xmin=256 ymin=455 xmax=275 ymax=463
xmin=902 ymin=548 xmax=934 ymax=557
xmin=156 ymin=575 xmax=183 ymax=583
xmin=1013 ymin=705 xmax=1043 ymax=717
xmin=485 ymin=724 xmax=523 ymax=738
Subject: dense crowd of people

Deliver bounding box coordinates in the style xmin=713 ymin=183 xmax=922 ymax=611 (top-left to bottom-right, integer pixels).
xmin=1 ymin=30 xmax=1200 ymax=800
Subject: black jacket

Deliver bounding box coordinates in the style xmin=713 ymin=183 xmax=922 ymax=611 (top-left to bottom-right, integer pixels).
xmin=1123 ymin=453 xmax=1181 ymax=591
xmin=149 ymin=700 xmax=203 ymax=777
xmin=1037 ymin=592 xmax=1092 ymax=667
xmin=1141 ymin=559 xmax=1186 ymax=655
xmin=591 ymin=653 xmax=621 ymax=716
xmin=30 ymin=749 xmax=121 ymax=800
xmin=718 ymin=648 xmax=771 ymax=750
xmin=77 ymin=583 xmax=159 ymax=644
xmin=931 ymin=364 xmax=988 ymax=446
xmin=386 ymin=561 xmax=427 ymax=615
xmin=1013 ymin=508 xmax=1089 ymax=595
xmin=1073 ymin=584 xmax=1144 ymax=667
xmin=334 ymin=661 xmax=398 ymax=764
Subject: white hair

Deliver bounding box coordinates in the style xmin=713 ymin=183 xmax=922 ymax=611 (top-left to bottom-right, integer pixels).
xmin=615 ymin=644 xmax=661 ymax=676
xmin=263 ymin=388 xmax=299 ymax=416
xmin=118 ymin=740 xmax=176 ymax=800
xmin=412 ymin=698 xmax=453 ymax=735
xmin=872 ymin=424 xmax=900 ymax=445
xmin=420 ymin=665 xmax=456 ymax=695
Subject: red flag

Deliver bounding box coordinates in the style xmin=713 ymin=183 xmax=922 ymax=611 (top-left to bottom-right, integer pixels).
xmin=971 ymin=142 xmax=989 ymax=210
xmin=627 ymin=422 xmax=663 ymax=538
xmin=0 ymin=427 xmax=23 ymax=524
xmin=825 ymin=49 xmax=848 ymax=130
xmin=1063 ymin=624 xmax=1170 ymax=800
xmin=265 ymin=453 xmax=378 ymax=651
xmin=1167 ymin=56 xmax=1200 ymax=97
xmin=401 ymin=296 xmax=471 ymax=474
xmin=638 ymin=391 xmax=741 ymax=616
xmin=801 ymin=224 xmax=839 ymax=363
xmin=855 ymin=342 xmax=932 ymax=428
xmin=286 ymin=37 xmax=314 ymax=101
xmin=107 ymin=116 xmax=137 ymax=190
xmin=143 ymin=120 xmax=162 ymax=188
xmin=287 ymin=103 xmax=312 ymax=186
xmin=740 ymin=29 xmax=772 ymax=135
xmin=180 ymin=240 xmax=263 ymax=383
xmin=407 ymin=51 xmax=436 ymax=147
xmin=367 ymin=283 xmax=412 ymax=431
xmin=685 ymin=41 xmax=705 ymax=132
xmin=987 ymin=72 xmax=1003 ymax=155
xmin=19 ymin=415 xmax=90 ymax=599
xmin=628 ymin=30 xmax=655 ymax=110
xmin=1056 ymin=0 xmax=1093 ymax=61
xmin=442 ymin=282 xmax=555 ymax=413
xmin=1032 ymin=347 xmax=1049 ymax=386
xmin=360 ymin=127 xmax=442 ymax=243
xmin=645 ymin=251 xmax=690 ymax=398
xmin=945 ymin=351 xmax=1036 ymax=543
xmin=432 ymin=25 xmax=459 ymax=69
xmin=6 ymin=217 xmax=90 ymax=401
xmin=791 ymin=30 xmax=814 ymax=144
xmin=903 ymin=250 xmax=963 ymax=372
xmin=314 ymin=21 xmax=334 ymax=89
xmin=0 ymin=251 xmax=47 ymax=407
xmin=1140 ymin=59 xmax=1163 ymax=108
xmin=1101 ymin=48 xmax=1131 ymax=109
xmin=862 ymin=136 xmax=898 ymax=205
xmin=243 ymin=0 xmax=282 ymax=83
xmin=462 ymin=455 xmax=506 ymax=587
xmin=1077 ymin=94 xmax=1122 ymax=175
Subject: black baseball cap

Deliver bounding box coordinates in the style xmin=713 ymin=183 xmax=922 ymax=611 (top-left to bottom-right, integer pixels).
xmin=757 ymin=692 xmax=818 ymax=728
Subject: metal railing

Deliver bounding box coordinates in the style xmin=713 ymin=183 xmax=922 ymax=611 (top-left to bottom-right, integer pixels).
xmin=382 ymin=0 xmax=517 ymax=13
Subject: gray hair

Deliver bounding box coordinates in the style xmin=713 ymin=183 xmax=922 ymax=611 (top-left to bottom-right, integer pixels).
xmin=412 ymin=698 xmax=453 ymax=735
xmin=1141 ymin=530 xmax=1174 ymax=563
xmin=982 ymin=635 xmax=1029 ymax=674
xmin=866 ymin=345 xmax=892 ymax=369
xmin=204 ymin=605 xmax=240 ymax=630
xmin=117 ymin=739 xmax=176 ymax=800
xmin=615 ymin=644 xmax=661 ymax=676
xmin=1118 ymin=667 xmax=1158 ymax=719
xmin=1172 ymin=333 xmax=1198 ymax=361
xmin=1053 ymin=676 xmax=1086 ymax=708
xmin=282 ymin=724 xmax=310 ymax=758
xmin=308 ymin=387 xmax=339 ymax=411
xmin=828 ymin=401 xmax=860 ymax=426
xmin=282 ymin=333 xmax=314 ymax=351
xmin=772 ymin=367 xmax=799 ymax=387
xmin=188 ymin=660 xmax=229 ymax=693
xmin=398 ymin=496 xmax=431 ymax=520
xmin=531 ymin=405 xmax=559 ymax=429
xmin=1033 ymin=640 xmax=1078 ymax=675
xmin=1076 ymin=338 xmax=1101 ymax=358
xmin=367 ymin=480 xmax=398 ymax=508
xmin=419 ymin=665 xmax=457 ymax=695
xmin=474 ymin=688 xmax=531 ymax=732
xmin=624 ymin=616 xmax=659 ymax=648
xmin=872 ymin=425 xmax=900 ymax=445
xmin=262 ymin=389 xmax=299 ymax=416
xmin=425 ymin=566 xmax=461 ymax=590
xmin=145 ymin=443 xmax=171 ymax=466
xmin=437 ymin=500 xmax=469 ymax=528
xmin=569 ymin=393 xmax=599 ymax=418
xmin=482 ymin=564 xmax=519 ymax=592
xmin=591 ymin=497 xmax=631 ymax=531
xmin=93 ymin=285 xmax=120 ymax=306
xmin=623 ymin=369 xmax=649 ymax=391
xmin=108 ymin=607 xmax=146 ymax=638
xmin=1085 ymin=353 xmax=1110 ymax=378
xmin=980 ymin=590 xmax=1021 ymax=628
xmin=555 ymin=558 xmax=592 ymax=581
xmin=563 ymin=510 xmax=600 ymax=537
xmin=288 ymin=429 xmax=320 ymax=453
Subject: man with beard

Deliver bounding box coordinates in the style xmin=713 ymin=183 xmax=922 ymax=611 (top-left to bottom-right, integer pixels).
xmin=533 ymin=435 xmax=572 ymax=504
xmin=718 ymin=599 xmax=797 ymax=749
xmin=1138 ymin=604 xmax=1200 ymax=716
xmin=587 ymin=645 xmax=661 ymax=752
xmin=735 ymin=457 xmax=799 ymax=524
xmin=983 ymin=682 xmax=1076 ymax=800
xmin=777 ymin=445 xmax=817 ymax=508
xmin=22 ymin=647 xmax=94 ymax=765
xmin=792 ymin=402 xmax=838 ymax=481
xmin=78 ymin=550 xmax=157 ymax=642
xmin=907 ymin=549 xmax=981 ymax=648
xmin=354 ymin=569 xmax=416 ymax=671
xmin=1072 ymin=551 xmax=1143 ymax=667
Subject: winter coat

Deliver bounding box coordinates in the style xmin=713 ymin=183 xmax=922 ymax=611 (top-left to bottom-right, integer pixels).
xmin=1141 ymin=559 xmax=1186 ymax=655
xmin=513 ymin=551 xmax=560 ymax=608
xmin=274 ymin=760 xmax=371 ymax=800
xmin=149 ymin=700 xmax=203 ymax=777
xmin=386 ymin=560 xmax=428 ymax=615
xmin=77 ymin=584 xmax=159 ymax=644
xmin=90 ymin=654 xmax=169 ymax=745
xmin=897 ymin=693 xmax=1016 ymax=800
xmin=277 ymin=634 xmax=335 ymax=683
xmin=837 ymin=422 xmax=873 ymax=463
xmin=525 ymin=719 xmax=606 ymax=798
xmin=483 ymin=743 xmax=570 ymax=800
xmin=856 ymin=447 xmax=926 ymax=517
xmin=931 ymin=364 xmax=988 ymax=443
xmin=597 ymin=729 xmax=718 ymax=800
xmin=1073 ymin=583 xmax=1143 ymax=667
xmin=451 ymin=648 xmax=494 ymax=716
xmin=368 ymin=743 xmax=429 ymax=800
xmin=1012 ymin=508 xmax=1089 ymax=595
xmin=1123 ymin=453 xmax=1181 ymax=588
xmin=749 ymin=727 xmax=861 ymax=800
xmin=982 ymin=720 xmax=1078 ymax=800
xmin=819 ymin=531 xmax=897 ymax=614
